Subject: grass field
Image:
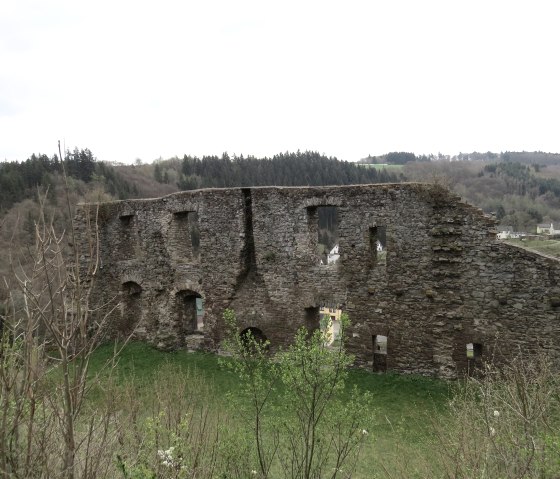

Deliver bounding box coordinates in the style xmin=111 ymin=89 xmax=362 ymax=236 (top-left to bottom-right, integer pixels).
xmin=87 ymin=342 xmax=451 ymax=478
xmin=505 ymin=238 xmax=560 ymax=258
xmin=37 ymin=342 xmax=560 ymax=477
xmin=356 ymin=163 xmax=404 ymax=172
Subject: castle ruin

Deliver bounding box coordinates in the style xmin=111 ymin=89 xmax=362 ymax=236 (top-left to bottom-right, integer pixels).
xmin=75 ymin=183 xmax=560 ymax=378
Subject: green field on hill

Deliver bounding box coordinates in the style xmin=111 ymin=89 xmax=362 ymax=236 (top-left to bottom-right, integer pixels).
xmin=87 ymin=343 xmax=560 ymax=477
xmin=356 ymin=163 xmax=404 ymax=172
xmin=506 ymin=238 xmax=560 ymax=259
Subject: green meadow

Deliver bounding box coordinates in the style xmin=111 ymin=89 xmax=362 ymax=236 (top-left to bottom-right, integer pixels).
xmin=87 ymin=342 xmax=450 ymax=478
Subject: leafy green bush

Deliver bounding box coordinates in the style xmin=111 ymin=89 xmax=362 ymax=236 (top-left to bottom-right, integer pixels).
xmin=221 ymin=309 xmax=374 ymax=479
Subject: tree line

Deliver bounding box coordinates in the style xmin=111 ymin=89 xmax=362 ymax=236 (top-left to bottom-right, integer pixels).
xmin=0 ymin=149 xmax=137 ymax=212
xmin=172 ymin=151 xmax=402 ymax=190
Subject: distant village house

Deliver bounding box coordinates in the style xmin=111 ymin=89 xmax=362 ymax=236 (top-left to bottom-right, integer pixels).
xmin=537 ymin=223 xmax=560 ymax=235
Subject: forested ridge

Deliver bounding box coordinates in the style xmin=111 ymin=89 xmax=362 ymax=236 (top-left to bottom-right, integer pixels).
xmin=0 ymin=148 xmax=139 ymax=212
xmin=1 ymin=149 xmax=401 ymax=214
xmin=404 ymin=153 xmax=560 ymax=230
xmin=172 ymin=151 xmax=401 ymax=190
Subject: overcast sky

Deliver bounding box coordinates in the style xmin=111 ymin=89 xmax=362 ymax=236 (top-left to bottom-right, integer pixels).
xmin=1 ymin=0 xmax=559 ymax=164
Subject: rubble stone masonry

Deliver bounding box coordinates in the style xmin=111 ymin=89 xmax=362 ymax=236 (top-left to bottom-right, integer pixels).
xmin=75 ymin=184 xmax=560 ymax=378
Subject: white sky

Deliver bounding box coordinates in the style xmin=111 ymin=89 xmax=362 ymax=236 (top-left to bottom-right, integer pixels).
xmin=1 ymin=0 xmax=559 ymax=164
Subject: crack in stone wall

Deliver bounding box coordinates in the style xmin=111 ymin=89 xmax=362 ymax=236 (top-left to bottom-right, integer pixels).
xmin=237 ymin=188 xmax=257 ymax=284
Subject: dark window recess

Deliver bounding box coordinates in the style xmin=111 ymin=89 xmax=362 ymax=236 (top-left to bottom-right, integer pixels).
xmin=369 ymin=226 xmax=387 ymax=267
xmin=119 ymin=281 xmax=142 ymax=336
xmin=123 ymin=281 xmax=142 ymax=296
xmin=189 ymin=211 xmax=200 ymax=258
xmin=240 ymin=327 xmax=268 ymax=352
xmin=305 ymin=306 xmax=320 ymax=333
xmin=117 ymin=214 xmax=138 ymax=260
xmin=170 ymin=211 xmax=200 ymax=261
xmin=120 ymin=214 xmax=134 ymax=226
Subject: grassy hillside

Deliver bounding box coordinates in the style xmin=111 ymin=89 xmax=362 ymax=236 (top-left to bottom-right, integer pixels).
xmin=505 ymin=238 xmax=560 ymax=259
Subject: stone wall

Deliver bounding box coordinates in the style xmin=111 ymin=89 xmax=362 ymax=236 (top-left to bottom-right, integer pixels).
xmin=75 ymin=184 xmax=560 ymax=378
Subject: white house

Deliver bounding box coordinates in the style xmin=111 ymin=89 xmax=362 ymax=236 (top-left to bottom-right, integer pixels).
xmin=497 ymin=226 xmax=514 ymax=239
xmin=537 ymin=223 xmax=560 ymax=235
xmin=327 ymin=244 xmax=340 ymax=264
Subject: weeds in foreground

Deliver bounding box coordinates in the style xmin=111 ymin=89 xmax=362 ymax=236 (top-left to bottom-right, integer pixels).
xmin=387 ymin=353 xmax=560 ymax=479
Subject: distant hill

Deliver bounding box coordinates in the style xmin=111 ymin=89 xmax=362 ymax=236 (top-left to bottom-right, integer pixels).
xmin=451 ymin=151 xmax=560 ymax=165
xmin=404 ymin=155 xmax=560 ymax=231
xmin=359 ymin=151 xmax=432 ymax=165
xmin=360 ymin=150 xmax=560 ymax=166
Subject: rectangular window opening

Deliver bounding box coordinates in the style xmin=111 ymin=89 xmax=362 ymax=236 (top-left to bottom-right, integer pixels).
xmin=117 ymin=214 xmax=138 ymax=260
xmin=176 ymin=291 xmax=202 ymax=335
xmin=170 ymin=211 xmax=199 ymax=262
xmin=373 ymin=334 xmax=388 ymax=372
xmin=319 ymin=303 xmax=342 ymax=346
xmin=370 ymin=226 xmax=387 ymax=267
xmin=196 ymin=297 xmax=204 ymax=330
xmin=317 ymin=206 xmax=339 ymax=266
xmin=189 ymin=211 xmax=200 ymax=259
xmin=305 ymin=306 xmax=320 ymax=334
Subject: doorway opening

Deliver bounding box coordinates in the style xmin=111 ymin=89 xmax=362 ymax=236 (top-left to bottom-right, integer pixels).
xmin=319 ymin=303 xmax=343 ymax=345
xmin=120 ymin=281 xmax=142 ymax=336
xmin=373 ymin=334 xmax=388 ymax=372
xmin=176 ymin=290 xmax=202 ymax=335
xmin=240 ymin=327 xmax=268 ymax=353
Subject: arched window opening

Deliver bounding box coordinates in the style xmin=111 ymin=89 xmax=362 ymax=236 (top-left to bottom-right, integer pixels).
xmin=240 ymin=327 xmax=268 ymax=352
xmin=123 ymin=281 xmax=142 ymax=296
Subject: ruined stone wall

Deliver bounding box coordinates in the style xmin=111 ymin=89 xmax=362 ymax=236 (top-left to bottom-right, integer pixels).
xmin=76 ymin=184 xmax=560 ymax=378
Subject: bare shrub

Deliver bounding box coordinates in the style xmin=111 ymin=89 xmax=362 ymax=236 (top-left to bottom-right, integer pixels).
xmin=430 ymin=354 xmax=560 ymax=479
xmin=0 ymin=141 xmax=123 ymax=478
